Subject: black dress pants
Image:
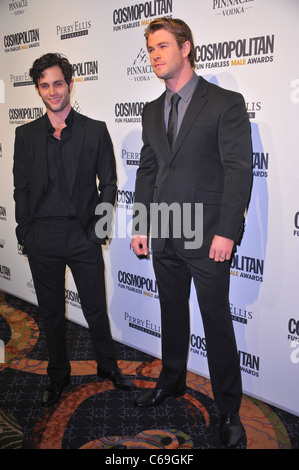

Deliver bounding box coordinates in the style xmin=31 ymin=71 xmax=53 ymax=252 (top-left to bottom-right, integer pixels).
xmin=27 ymin=218 xmax=117 ymax=383
xmin=153 ymin=238 xmax=242 ymax=415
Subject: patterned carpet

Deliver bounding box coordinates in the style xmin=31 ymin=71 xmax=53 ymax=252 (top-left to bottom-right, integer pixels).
xmin=0 ymin=290 xmax=298 ymax=452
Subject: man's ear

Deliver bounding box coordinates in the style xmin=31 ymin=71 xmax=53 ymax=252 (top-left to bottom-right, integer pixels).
xmin=182 ymin=40 xmax=191 ymax=58
xmin=35 ymin=85 xmax=41 ymax=96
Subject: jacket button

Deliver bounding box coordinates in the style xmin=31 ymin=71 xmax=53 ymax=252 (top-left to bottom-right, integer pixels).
xmin=169 ymin=166 xmax=175 ymax=172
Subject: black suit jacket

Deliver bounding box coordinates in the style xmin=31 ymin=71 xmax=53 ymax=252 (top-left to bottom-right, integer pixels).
xmin=134 ymin=77 xmax=252 ymax=257
xmin=13 ymin=109 xmax=117 ymax=249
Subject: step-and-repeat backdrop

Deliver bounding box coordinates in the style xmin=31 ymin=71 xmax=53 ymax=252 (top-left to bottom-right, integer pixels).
xmin=0 ymin=0 xmax=298 ymax=416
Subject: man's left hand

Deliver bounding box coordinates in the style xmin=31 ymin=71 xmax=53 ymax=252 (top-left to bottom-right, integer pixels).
xmin=209 ymin=235 xmax=234 ymax=262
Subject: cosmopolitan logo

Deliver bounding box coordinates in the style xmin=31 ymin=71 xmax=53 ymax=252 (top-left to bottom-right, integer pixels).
xmin=239 ymin=350 xmax=260 ymax=377
xmin=117 ymin=190 xmax=135 ymax=209
xmin=190 ymin=334 xmax=207 ymax=358
xmin=230 ymin=302 xmax=253 ymax=325
xmin=0 ymin=265 xmax=11 ymax=281
xmin=72 ymin=60 xmax=99 ymax=82
xmin=230 ymin=254 xmax=264 ymax=282
xmin=65 ymin=289 xmax=81 ymax=308
xmin=0 ymin=206 xmax=7 ymax=221
xmin=9 ymin=107 xmax=43 ymax=124
xmin=10 ymin=71 xmax=33 ymax=87
xmin=118 ymin=270 xmax=158 ymax=299
xmin=288 ymin=318 xmax=299 ymax=343
xmin=124 ymin=312 xmax=160 ymax=337
xmin=4 ymin=28 xmax=40 ymax=52
xmin=113 ymin=0 xmax=173 ymax=31
xmin=294 ymin=212 xmax=299 ymax=237
xmin=56 ymin=21 xmax=91 ymax=40
xmin=253 ymin=152 xmax=268 ymax=178
xmin=195 ymin=34 xmax=274 ymax=70
xmin=115 ymin=102 xmax=146 ymax=124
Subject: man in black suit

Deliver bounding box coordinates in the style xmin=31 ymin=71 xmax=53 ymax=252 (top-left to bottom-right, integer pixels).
xmin=131 ymin=18 xmax=252 ymax=447
xmin=13 ymin=53 xmax=136 ymax=407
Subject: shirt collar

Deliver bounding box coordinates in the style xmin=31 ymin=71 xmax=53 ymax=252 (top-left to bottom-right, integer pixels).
xmin=46 ymin=107 xmax=74 ymax=134
xmin=165 ymin=72 xmax=199 ymax=107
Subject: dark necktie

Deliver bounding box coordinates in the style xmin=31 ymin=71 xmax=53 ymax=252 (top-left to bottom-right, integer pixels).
xmin=167 ymin=93 xmax=180 ymax=150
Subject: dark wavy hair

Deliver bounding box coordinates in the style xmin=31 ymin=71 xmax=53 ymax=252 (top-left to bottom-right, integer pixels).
xmin=144 ymin=17 xmax=195 ymax=69
xmin=29 ymin=53 xmax=73 ymax=86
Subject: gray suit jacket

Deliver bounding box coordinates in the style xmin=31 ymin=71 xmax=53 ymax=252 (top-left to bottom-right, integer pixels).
xmin=134 ymin=77 xmax=252 ymax=257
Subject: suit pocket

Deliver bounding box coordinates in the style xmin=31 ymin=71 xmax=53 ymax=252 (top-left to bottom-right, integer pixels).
xmin=196 ymin=190 xmax=222 ymax=205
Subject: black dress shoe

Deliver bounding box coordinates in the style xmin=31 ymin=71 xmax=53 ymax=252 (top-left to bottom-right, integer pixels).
xmin=41 ymin=376 xmax=70 ymax=408
xmin=219 ymin=413 xmax=243 ymax=447
xmin=134 ymin=387 xmax=185 ymax=407
xmin=97 ymin=367 xmax=137 ymax=391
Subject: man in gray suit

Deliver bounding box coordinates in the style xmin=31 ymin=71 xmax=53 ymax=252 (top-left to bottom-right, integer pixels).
xmin=131 ymin=18 xmax=252 ymax=447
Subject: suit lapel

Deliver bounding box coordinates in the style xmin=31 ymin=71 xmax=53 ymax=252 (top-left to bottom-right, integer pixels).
xmin=33 ymin=115 xmax=48 ymax=190
xmin=71 ymin=110 xmax=86 ymax=187
xmin=154 ymin=92 xmax=172 ymax=159
xmin=171 ymin=77 xmax=208 ymax=162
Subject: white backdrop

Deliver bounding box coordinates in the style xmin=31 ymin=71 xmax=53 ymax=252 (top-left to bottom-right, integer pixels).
xmin=0 ymin=0 xmax=298 ymax=416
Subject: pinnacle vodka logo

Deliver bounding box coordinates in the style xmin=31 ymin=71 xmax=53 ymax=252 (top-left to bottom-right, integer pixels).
xmin=8 ymin=0 xmax=29 ymax=16
xmin=212 ymin=0 xmax=256 ymax=18
xmin=127 ymin=48 xmax=155 ymax=83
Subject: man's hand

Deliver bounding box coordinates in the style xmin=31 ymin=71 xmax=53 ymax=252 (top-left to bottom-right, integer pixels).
xmin=209 ymin=235 xmax=234 ymax=262
xmin=130 ymin=235 xmax=148 ymax=256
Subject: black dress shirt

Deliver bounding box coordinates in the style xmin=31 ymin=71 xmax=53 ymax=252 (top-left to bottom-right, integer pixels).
xmin=35 ymin=109 xmax=76 ymax=218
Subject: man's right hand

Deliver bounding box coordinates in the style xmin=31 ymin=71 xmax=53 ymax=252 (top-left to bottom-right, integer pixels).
xmin=130 ymin=235 xmax=148 ymax=256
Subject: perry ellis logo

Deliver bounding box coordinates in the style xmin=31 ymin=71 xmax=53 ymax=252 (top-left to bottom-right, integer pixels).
xmin=56 ymin=21 xmax=91 ymax=40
